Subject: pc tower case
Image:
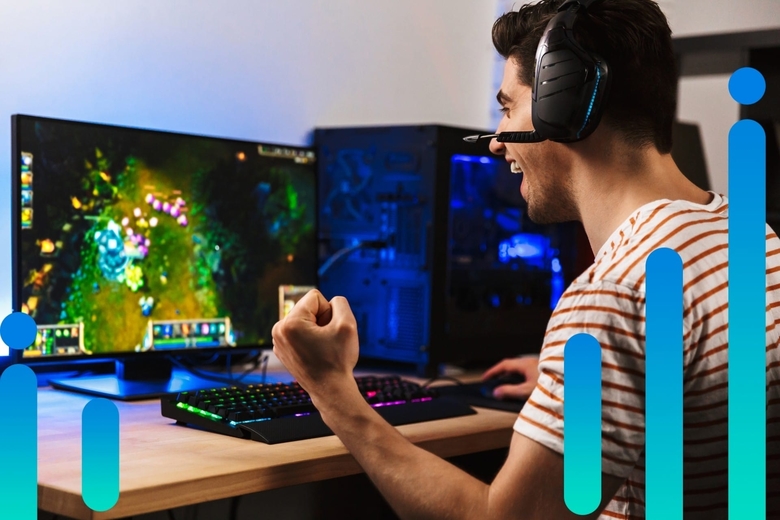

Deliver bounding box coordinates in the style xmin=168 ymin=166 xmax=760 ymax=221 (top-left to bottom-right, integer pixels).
xmin=315 ymin=125 xmax=588 ymax=376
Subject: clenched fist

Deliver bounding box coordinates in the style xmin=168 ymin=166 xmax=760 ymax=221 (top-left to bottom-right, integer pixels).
xmin=271 ymin=290 xmax=360 ymax=404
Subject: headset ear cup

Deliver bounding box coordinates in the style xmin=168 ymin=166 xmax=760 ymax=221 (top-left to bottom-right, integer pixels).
xmin=571 ymin=58 xmax=610 ymax=141
xmin=528 ymin=0 xmax=611 ymax=143
xmin=532 ymin=48 xmax=588 ymax=138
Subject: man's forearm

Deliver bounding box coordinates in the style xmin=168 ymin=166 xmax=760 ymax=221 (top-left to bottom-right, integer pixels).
xmin=314 ymin=383 xmax=490 ymax=520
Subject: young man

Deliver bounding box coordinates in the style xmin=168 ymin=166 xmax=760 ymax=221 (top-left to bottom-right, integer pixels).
xmin=272 ymin=0 xmax=780 ymax=518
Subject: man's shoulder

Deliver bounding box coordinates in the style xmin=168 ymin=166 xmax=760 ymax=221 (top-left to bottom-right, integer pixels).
xmin=553 ymin=279 xmax=646 ymax=322
xmin=586 ymin=197 xmax=731 ymax=290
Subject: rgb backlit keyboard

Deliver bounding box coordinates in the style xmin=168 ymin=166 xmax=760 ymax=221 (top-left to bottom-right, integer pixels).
xmin=161 ymin=375 xmax=476 ymax=443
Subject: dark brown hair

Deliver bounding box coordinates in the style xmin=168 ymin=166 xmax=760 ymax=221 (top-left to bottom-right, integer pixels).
xmin=492 ymin=0 xmax=677 ymax=153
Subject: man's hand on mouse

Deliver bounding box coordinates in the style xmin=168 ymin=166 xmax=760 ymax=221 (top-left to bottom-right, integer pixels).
xmin=271 ymin=290 xmax=360 ymax=407
xmin=481 ymin=355 xmax=539 ymax=400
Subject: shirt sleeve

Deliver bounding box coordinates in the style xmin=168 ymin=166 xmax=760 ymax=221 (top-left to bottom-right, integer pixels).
xmin=513 ymin=279 xmax=648 ymax=478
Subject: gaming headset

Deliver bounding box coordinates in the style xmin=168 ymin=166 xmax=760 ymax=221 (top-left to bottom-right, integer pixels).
xmin=464 ymin=0 xmax=611 ymax=144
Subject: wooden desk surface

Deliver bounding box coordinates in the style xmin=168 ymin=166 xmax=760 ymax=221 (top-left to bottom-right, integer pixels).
xmin=37 ymin=374 xmax=518 ymax=519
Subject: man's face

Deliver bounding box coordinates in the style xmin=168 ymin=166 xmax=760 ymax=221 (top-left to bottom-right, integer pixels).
xmin=489 ymin=59 xmax=577 ymax=224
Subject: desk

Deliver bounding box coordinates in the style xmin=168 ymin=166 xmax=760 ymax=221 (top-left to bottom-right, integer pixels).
xmin=37 ymin=374 xmax=518 ymax=519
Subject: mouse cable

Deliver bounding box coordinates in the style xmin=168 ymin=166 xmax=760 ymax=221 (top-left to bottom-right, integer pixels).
xmin=421 ymin=375 xmax=465 ymax=388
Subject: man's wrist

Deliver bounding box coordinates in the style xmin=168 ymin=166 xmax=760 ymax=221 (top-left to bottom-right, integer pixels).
xmin=309 ymin=377 xmax=370 ymax=427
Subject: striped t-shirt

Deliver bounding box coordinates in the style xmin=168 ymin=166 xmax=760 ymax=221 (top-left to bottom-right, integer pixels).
xmin=514 ymin=192 xmax=780 ymax=518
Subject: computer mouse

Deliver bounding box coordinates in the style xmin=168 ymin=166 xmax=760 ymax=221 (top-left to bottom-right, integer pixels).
xmin=480 ymin=373 xmax=527 ymax=400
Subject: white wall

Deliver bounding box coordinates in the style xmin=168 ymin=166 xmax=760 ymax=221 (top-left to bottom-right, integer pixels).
xmin=670 ymin=0 xmax=780 ymax=37
xmin=677 ymin=75 xmax=740 ymax=196
xmin=0 ymin=0 xmax=498 ymax=349
xmin=668 ymin=0 xmax=780 ymax=194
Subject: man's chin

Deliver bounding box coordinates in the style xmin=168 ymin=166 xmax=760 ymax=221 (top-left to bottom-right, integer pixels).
xmin=526 ymin=211 xmax=549 ymax=225
xmin=527 ymin=204 xmax=566 ymax=225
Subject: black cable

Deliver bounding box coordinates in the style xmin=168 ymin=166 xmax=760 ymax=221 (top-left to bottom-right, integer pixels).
xmin=168 ymin=356 xmax=249 ymax=388
xmin=184 ymin=352 xmax=221 ymax=366
xmin=230 ymin=352 xmax=267 ymax=384
xmin=168 ymin=350 xmax=269 ymax=389
xmin=421 ymin=375 xmax=465 ymax=388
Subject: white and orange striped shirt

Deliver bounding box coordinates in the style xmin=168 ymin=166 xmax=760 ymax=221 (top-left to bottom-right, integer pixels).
xmin=514 ymin=192 xmax=780 ymax=518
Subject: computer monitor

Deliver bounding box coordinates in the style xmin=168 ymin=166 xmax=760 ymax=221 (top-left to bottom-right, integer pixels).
xmin=11 ymin=115 xmax=317 ymax=399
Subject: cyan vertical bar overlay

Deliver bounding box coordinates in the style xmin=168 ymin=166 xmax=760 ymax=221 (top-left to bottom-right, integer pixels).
xmin=82 ymin=398 xmax=120 ymax=511
xmin=564 ymin=333 xmax=601 ymax=515
xmin=646 ymin=248 xmax=683 ymax=520
xmin=728 ymin=119 xmax=766 ymax=518
xmin=0 ymin=364 xmax=37 ymax=519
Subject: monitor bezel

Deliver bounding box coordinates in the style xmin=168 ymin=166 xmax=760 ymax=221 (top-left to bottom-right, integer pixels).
xmin=10 ymin=114 xmax=318 ymax=365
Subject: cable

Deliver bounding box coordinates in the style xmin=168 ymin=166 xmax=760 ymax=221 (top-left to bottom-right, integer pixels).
xmin=168 ymin=350 xmax=269 ymax=389
xmin=230 ymin=351 xmax=268 ymax=384
xmin=421 ymin=375 xmax=465 ymax=388
xmin=187 ymin=352 xmax=221 ymax=366
xmin=318 ymin=243 xmax=364 ymax=277
xmin=168 ymin=356 xmax=249 ymax=388
xmin=318 ymin=240 xmax=389 ymax=277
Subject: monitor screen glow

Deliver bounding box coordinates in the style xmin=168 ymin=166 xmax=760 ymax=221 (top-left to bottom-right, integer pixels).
xmin=13 ymin=115 xmax=317 ymax=359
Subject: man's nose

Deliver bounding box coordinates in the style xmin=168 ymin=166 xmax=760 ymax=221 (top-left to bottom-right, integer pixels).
xmin=489 ymin=117 xmax=508 ymax=156
xmin=488 ymin=129 xmax=505 ymax=156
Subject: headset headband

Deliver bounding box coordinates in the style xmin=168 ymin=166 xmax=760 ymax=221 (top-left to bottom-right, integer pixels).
xmin=464 ymin=0 xmax=611 ymax=144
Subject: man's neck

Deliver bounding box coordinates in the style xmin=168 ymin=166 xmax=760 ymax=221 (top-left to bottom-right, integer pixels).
xmin=573 ymin=146 xmax=712 ymax=256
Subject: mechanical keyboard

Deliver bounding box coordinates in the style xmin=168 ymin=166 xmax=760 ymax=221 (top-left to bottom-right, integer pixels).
xmin=161 ymin=375 xmax=476 ymax=443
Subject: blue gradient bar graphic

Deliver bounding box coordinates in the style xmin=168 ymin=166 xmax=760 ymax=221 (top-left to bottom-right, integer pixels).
xmin=728 ymin=118 xmax=766 ymax=518
xmin=646 ymin=248 xmax=683 ymax=520
xmin=82 ymin=398 xmax=120 ymax=511
xmin=0 ymin=364 xmax=37 ymax=519
xmin=564 ymin=333 xmax=601 ymax=515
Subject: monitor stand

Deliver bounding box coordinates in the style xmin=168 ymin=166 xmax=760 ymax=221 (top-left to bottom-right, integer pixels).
xmin=49 ymin=358 xmax=219 ymax=401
